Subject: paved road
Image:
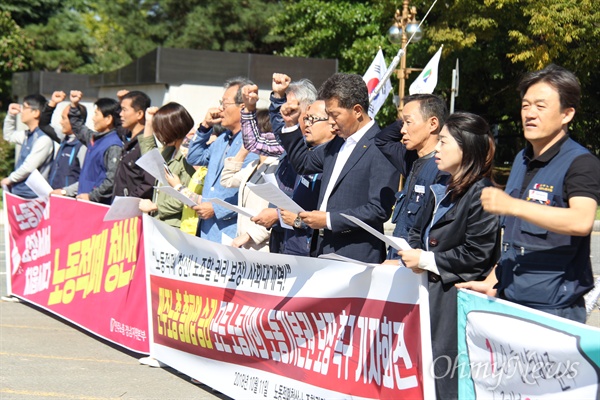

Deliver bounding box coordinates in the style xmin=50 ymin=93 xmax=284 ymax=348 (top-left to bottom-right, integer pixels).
xmin=0 ymin=224 xmax=229 ymax=400
xmin=1 ymin=226 xmax=599 ymax=400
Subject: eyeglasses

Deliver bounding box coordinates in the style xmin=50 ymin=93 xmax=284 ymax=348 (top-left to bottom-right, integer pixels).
xmin=303 ymin=115 xmax=329 ymax=127
xmin=219 ymin=100 xmax=240 ymax=109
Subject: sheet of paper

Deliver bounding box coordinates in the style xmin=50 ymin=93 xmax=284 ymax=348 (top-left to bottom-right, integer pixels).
xmin=25 ymin=169 xmax=53 ymax=198
xmin=206 ymin=198 xmax=258 ymax=219
xmin=317 ymin=253 xmax=379 ymax=268
xmin=340 ymin=213 xmax=412 ymax=251
xmin=155 ymin=186 xmax=197 ymax=207
xmin=135 ymin=148 xmax=168 ymax=186
xmin=221 ymin=232 xmax=233 ymax=246
xmin=103 ymin=196 xmax=143 ymax=221
xmin=261 ymin=172 xmax=278 ymax=186
xmin=246 ymin=182 xmax=304 ymax=214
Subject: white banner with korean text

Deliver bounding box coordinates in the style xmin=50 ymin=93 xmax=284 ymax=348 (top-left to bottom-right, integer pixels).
xmin=143 ymin=215 xmax=434 ymax=400
xmin=458 ymin=289 xmax=600 ymax=399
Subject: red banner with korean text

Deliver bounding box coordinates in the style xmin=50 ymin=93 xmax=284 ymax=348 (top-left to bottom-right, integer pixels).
xmin=144 ymin=215 xmax=434 ymax=399
xmin=4 ymin=193 xmax=149 ymax=353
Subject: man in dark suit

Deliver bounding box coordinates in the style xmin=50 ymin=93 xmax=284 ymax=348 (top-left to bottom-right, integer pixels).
xmin=278 ymin=73 xmax=399 ymax=263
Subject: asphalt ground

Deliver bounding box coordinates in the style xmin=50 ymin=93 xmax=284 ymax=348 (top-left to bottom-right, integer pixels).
xmin=0 ymin=224 xmax=230 ymax=400
xmin=1 ymin=224 xmax=599 ymax=400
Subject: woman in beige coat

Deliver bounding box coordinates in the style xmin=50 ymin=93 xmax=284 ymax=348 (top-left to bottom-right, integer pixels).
xmin=220 ymin=146 xmax=279 ymax=251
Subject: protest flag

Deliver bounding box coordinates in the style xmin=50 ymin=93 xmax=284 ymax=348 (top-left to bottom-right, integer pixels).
xmin=409 ymin=45 xmax=443 ymax=95
xmin=363 ymin=48 xmax=392 ymax=118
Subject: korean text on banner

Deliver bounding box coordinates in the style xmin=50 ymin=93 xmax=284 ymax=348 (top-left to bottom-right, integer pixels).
xmin=457 ymin=289 xmax=600 ymax=399
xmin=143 ymin=215 xmax=433 ymax=399
xmin=4 ymin=193 xmax=149 ymax=353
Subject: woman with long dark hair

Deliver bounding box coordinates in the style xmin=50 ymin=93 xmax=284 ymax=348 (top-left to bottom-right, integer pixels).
xmin=398 ymin=112 xmax=501 ymax=400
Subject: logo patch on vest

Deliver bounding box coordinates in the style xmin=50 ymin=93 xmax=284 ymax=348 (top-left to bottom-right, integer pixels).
xmin=532 ymin=183 xmax=554 ymax=192
xmin=527 ymin=189 xmax=551 ymax=205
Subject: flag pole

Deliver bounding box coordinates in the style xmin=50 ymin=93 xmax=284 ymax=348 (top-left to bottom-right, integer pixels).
xmin=369 ymin=0 xmax=439 ymax=103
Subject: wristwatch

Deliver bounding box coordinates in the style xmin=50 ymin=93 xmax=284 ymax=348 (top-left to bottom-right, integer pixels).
xmin=61 ymin=189 xmax=67 ymax=196
xmin=293 ymin=215 xmax=302 ymax=229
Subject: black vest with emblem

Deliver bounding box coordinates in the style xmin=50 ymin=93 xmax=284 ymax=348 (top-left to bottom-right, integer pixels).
xmin=498 ymin=137 xmax=594 ymax=309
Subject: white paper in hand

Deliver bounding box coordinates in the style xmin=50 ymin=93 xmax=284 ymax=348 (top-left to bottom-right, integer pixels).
xmin=206 ymin=198 xmax=257 ymax=219
xmin=135 ymin=148 xmax=169 ymax=186
xmin=25 ymin=169 xmax=53 ymax=198
xmin=340 ymin=213 xmax=411 ymax=251
xmin=104 ymin=196 xmax=143 ymax=221
xmin=246 ymin=182 xmax=304 ymax=214
xmin=156 ymin=186 xmax=197 ymax=207
xmin=277 ymin=208 xmax=293 ymax=230
xmin=261 ymin=172 xmax=278 ymax=186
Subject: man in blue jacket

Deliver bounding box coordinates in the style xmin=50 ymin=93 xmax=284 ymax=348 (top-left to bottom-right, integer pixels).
xmin=186 ymin=77 xmax=258 ymax=243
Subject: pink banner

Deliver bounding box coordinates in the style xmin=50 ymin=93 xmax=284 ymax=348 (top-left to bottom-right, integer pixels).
xmin=5 ymin=193 xmax=149 ymax=353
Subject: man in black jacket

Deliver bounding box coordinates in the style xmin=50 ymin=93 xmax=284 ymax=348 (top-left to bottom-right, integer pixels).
xmin=112 ymin=90 xmax=155 ymax=200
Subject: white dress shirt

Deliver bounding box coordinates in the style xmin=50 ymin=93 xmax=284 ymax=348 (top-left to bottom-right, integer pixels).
xmin=320 ymin=120 xmax=374 ymax=229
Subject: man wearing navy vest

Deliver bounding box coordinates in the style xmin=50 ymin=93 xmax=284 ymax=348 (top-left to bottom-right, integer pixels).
xmin=458 ymin=65 xmax=600 ymax=323
xmin=2 ymin=94 xmax=54 ymax=198
xmin=375 ymin=94 xmax=448 ymax=260
xmin=69 ymin=91 xmax=123 ymax=205
xmin=39 ymin=90 xmax=86 ymax=197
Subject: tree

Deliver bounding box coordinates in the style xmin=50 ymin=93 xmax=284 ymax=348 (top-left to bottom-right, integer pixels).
xmin=25 ymin=10 xmax=95 ymax=73
xmin=157 ymin=0 xmax=284 ymax=53
xmin=0 ymin=11 xmax=33 ymax=104
xmin=0 ymin=0 xmax=61 ymax=27
xmin=270 ymin=0 xmax=600 ymax=156
xmin=269 ymin=0 xmax=404 ymax=125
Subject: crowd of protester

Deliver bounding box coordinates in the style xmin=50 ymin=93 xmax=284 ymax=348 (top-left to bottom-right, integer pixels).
xmin=3 ymin=64 xmax=599 ymax=399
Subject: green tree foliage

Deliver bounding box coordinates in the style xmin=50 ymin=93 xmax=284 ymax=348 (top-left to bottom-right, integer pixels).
xmin=270 ymin=0 xmax=600 ymax=157
xmin=0 ymin=11 xmax=34 ymax=103
xmin=0 ymin=0 xmax=61 ymax=26
xmin=4 ymin=0 xmax=600 ymax=157
xmin=161 ymin=0 xmax=284 ymax=53
xmin=25 ymin=10 xmax=95 ymax=72
xmin=269 ymin=0 xmax=407 ymax=125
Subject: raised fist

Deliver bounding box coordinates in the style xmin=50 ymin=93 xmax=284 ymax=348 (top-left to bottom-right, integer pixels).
xmin=8 ymin=103 xmax=21 ymax=116
xmin=70 ymin=90 xmax=83 ymax=105
xmin=50 ymin=91 xmax=67 ymax=107
xmin=272 ymin=73 xmax=291 ymax=98
xmin=281 ymin=99 xmax=301 ymax=127
xmin=242 ymin=85 xmax=260 ymax=112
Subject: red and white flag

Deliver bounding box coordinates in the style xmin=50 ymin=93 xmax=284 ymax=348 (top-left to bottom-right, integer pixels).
xmin=363 ymin=49 xmax=392 ymax=118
